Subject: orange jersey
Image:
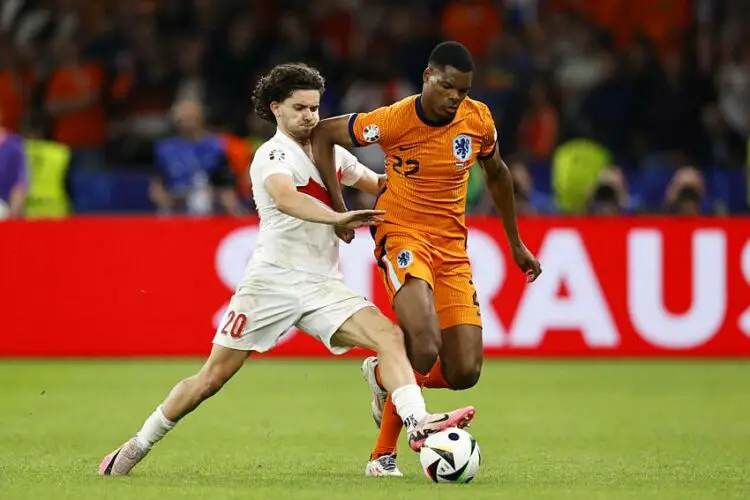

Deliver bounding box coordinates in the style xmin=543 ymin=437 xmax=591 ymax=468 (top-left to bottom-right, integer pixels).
xmin=348 ymin=95 xmax=496 ymax=239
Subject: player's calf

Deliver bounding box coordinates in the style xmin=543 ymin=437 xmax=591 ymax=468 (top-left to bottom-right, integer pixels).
xmin=393 ymin=279 xmax=442 ymax=374
xmin=99 ymin=345 xmax=248 ymax=476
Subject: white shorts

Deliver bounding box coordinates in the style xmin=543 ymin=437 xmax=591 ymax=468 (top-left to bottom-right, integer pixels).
xmin=212 ymin=262 xmax=373 ymax=354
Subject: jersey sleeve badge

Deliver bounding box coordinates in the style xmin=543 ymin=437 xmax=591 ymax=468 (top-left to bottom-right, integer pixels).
xmin=363 ymin=124 xmax=381 ymax=143
xmin=269 ymin=149 xmax=286 ymax=161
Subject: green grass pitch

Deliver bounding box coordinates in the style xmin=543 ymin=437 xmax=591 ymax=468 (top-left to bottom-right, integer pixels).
xmin=0 ymin=360 xmax=748 ymax=499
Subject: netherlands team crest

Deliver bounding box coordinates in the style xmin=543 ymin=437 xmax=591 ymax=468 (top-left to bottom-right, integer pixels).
xmin=396 ymin=250 xmax=413 ymax=269
xmin=452 ymin=135 xmax=472 ymax=162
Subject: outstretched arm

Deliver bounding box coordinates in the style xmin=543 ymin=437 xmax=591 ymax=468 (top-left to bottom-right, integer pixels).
xmin=265 ymin=173 xmax=383 ymax=228
xmin=311 ymin=115 xmax=355 ymax=213
xmin=478 ymin=148 xmax=542 ymax=282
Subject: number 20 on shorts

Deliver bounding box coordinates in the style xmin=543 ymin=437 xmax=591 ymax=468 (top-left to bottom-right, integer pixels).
xmin=220 ymin=311 xmax=247 ymax=339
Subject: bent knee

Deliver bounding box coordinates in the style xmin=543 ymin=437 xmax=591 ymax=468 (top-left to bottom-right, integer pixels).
xmin=444 ymin=361 xmax=482 ymax=390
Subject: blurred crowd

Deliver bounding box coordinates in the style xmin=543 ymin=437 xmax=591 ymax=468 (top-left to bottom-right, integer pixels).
xmin=0 ymin=0 xmax=748 ymax=219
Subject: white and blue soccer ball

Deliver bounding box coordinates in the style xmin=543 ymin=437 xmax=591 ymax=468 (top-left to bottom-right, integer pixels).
xmin=419 ymin=427 xmax=481 ymax=483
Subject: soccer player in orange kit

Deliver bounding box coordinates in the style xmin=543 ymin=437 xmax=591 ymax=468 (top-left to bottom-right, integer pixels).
xmin=313 ymin=41 xmax=542 ymax=476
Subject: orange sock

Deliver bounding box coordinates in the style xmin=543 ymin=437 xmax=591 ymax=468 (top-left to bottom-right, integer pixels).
xmin=423 ymin=360 xmax=452 ymax=389
xmin=370 ymin=365 xmax=431 ymax=460
xmin=370 ymin=394 xmax=402 ymax=460
xmin=374 ymin=365 xmax=385 ymax=390
xmin=374 ymin=365 xmax=429 ymax=389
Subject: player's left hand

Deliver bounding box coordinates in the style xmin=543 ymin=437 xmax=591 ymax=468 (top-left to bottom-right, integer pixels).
xmin=512 ymin=242 xmax=542 ymax=283
xmin=335 ymin=226 xmax=355 ymax=244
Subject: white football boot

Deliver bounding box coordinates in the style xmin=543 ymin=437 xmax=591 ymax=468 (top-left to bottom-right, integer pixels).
xmin=361 ymin=356 xmax=387 ymax=428
xmin=365 ymin=453 xmax=404 ymax=477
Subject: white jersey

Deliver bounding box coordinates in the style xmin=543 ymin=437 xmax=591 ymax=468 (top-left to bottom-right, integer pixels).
xmin=249 ymin=129 xmax=366 ymax=279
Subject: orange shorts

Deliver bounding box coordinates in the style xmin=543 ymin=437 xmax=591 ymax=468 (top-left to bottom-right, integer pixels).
xmin=373 ymin=228 xmax=481 ymax=330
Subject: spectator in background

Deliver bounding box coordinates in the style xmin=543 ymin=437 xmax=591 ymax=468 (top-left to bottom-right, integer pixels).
xmin=269 ymin=12 xmax=328 ymax=77
xmin=0 ymin=107 xmax=27 ymax=218
xmin=664 ymin=166 xmax=707 ymax=215
xmin=641 ymin=52 xmax=704 ymax=159
xmin=340 ymin=41 xmax=415 ymax=173
xmin=174 ymin=36 xmax=206 ymax=105
xmin=44 ymin=36 xmax=106 ymax=170
xmin=624 ymin=34 xmax=662 ymax=157
xmin=578 ymin=47 xmax=633 ymax=162
xmin=23 ymin=122 xmax=71 ymax=219
xmin=518 ymin=79 xmax=558 ymax=161
xmin=386 ymin=4 xmax=442 ymax=89
xmin=716 ymin=45 xmax=750 ymax=139
xmin=552 ymin=126 xmax=612 ymax=213
xmin=510 ymin=161 xmax=556 ymax=214
xmin=204 ymin=14 xmax=268 ymax=126
xmin=586 ymin=166 xmax=640 ymax=216
xmin=473 ymin=32 xmax=529 ymax=154
xmin=477 ymin=160 xmax=555 ymax=215
xmin=0 ymin=43 xmax=34 ymax=133
xmin=699 ymin=104 xmax=746 ymax=169
xmin=108 ymin=20 xmax=179 ymax=164
xmin=440 ymin=0 xmax=501 ymax=59
xmin=215 ymin=110 xmax=276 ymax=211
xmin=150 ymin=99 xmax=242 ymax=216
xmin=554 ymin=15 xmax=607 ymax=120
xmin=310 ymin=0 xmax=354 ymax=61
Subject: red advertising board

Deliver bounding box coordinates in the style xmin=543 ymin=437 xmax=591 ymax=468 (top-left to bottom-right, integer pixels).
xmin=1 ymin=217 xmax=749 ymax=357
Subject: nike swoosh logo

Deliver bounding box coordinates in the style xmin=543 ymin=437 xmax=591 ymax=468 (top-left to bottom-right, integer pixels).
xmin=431 ymin=414 xmax=450 ymax=423
xmin=398 ymin=145 xmax=417 ymax=151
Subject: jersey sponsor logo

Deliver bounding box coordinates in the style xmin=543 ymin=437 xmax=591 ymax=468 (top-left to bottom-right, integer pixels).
xmin=397 ymin=250 xmax=413 ymax=268
xmin=453 ymin=135 xmax=472 ymax=163
xmin=363 ymin=124 xmax=380 ymax=143
xmin=269 ymin=149 xmax=286 ymax=161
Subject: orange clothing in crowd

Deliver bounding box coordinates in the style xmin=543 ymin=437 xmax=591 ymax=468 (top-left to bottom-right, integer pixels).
xmin=549 ymin=0 xmax=691 ymax=55
xmin=440 ymin=0 xmax=502 ymax=58
xmin=520 ymin=104 xmax=559 ymax=160
xmin=0 ymin=70 xmax=35 ymax=132
xmin=219 ymin=132 xmax=253 ymax=199
xmin=45 ymin=64 xmax=107 ymax=148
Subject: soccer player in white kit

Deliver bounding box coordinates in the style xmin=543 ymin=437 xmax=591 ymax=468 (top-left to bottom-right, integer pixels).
xmin=99 ymin=63 xmax=476 ymax=477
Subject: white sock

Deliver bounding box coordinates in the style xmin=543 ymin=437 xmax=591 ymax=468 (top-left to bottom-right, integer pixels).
xmin=391 ymin=384 xmax=427 ymax=430
xmin=135 ymin=405 xmax=176 ymax=450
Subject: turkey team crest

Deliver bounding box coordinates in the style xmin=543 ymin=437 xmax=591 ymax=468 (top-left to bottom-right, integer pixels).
xmin=453 ymin=135 xmax=472 ymax=163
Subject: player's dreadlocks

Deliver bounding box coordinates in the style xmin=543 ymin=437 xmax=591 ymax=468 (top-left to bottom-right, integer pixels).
xmin=252 ymin=63 xmax=326 ymax=122
xmin=428 ymin=41 xmax=475 ymax=73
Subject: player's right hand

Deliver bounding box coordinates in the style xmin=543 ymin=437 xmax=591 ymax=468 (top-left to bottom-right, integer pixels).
xmin=335 ymin=210 xmax=385 ymax=230
xmin=335 ymin=226 xmax=355 ymax=243
xmin=512 ymin=242 xmax=542 ymax=283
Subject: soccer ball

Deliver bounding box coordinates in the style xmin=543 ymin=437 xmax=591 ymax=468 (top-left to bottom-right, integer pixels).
xmin=419 ymin=427 xmax=481 ymax=483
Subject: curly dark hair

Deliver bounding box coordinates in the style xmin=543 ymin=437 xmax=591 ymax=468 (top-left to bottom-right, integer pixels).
xmin=251 ymin=63 xmax=326 ymax=122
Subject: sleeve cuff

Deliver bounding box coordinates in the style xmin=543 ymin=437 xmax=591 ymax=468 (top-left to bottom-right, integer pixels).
xmin=348 ymin=113 xmax=362 ymax=147
xmin=477 ymin=142 xmax=496 ymax=160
